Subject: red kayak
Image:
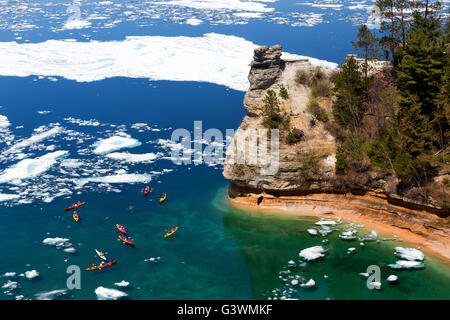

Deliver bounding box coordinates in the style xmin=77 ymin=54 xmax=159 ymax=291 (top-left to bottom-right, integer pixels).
xmin=118 ymin=235 xmax=135 ymax=247
xmin=65 ymin=201 xmax=86 ymax=212
xmin=85 ymin=260 xmax=117 ymax=271
xmin=144 ymin=186 xmax=150 ymax=196
xmin=116 ymin=224 xmax=127 ymax=235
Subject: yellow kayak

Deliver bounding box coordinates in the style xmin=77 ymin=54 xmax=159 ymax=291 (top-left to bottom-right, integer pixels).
xmin=159 ymin=193 xmax=167 ymax=204
xmin=164 ymin=227 xmax=178 ymax=238
xmin=73 ymin=211 xmax=79 ymax=223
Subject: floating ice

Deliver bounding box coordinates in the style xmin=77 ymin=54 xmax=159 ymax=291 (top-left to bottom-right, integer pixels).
xmin=114 ymin=280 xmax=130 ymax=287
xmin=3 ymin=127 xmax=62 ymax=154
xmin=290 ymin=279 xmax=299 ymax=286
xmin=24 ymin=270 xmax=39 ymax=280
xmin=2 ymin=280 xmax=19 ymax=294
xmin=347 ymin=247 xmax=356 ymax=254
xmin=63 ymin=247 xmax=76 ymax=254
xmin=359 ymin=229 xmax=378 ymax=241
xmin=359 ymin=272 xmax=369 ymax=278
xmin=42 ymin=237 xmax=70 ymax=248
xmin=152 ymin=0 xmax=275 ymax=12
xmin=307 ymin=228 xmax=318 ymax=235
xmin=92 ymin=133 xmax=142 ymax=155
xmin=301 ymin=279 xmax=315 ymax=288
xmin=299 ymin=246 xmax=326 ymax=261
xmin=339 ymin=229 xmax=357 ymax=240
xmin=185 ymin=17 xmax=203 ymax=25
xmin=394 ymin=247 xmax=424 ymax=261
xmin=1 ymin=272 xmax=16 ymax=278
xmin=0 ymin=151 xmax=68 ymax=184
xmin=35 ymin=289 xmax=68 ymax=300
xmin=369 ymin=281 xmax=382 ymax=290
xmin=0 ymin=34 xmax=337 ymax=92
xmin=387 ymin=275 xmax=398 ymax=283
xmin=95 ymin=286 xmax=128 ymax=300
xmin=0 ymin=193 xmax=20 ymax=202
xmin=77 ymin=173 xmax=152 ymax=185
xmin=0 ymin=114 xmax=10 ymax=128
xmin=388 ymin=260 xmax=425 ymax=270
xmin=106 ymin=152 xmax=159 ymax=163
xmin=315 ymin=220 xmax=337 ymax=226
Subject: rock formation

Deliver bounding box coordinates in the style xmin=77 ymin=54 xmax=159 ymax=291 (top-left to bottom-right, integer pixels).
xmin=223 ymin=45 xmax=450 ymax=259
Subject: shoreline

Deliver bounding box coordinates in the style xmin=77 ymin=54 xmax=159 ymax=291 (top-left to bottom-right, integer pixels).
xmin=228 ymin=193 xmax=450 ymax=263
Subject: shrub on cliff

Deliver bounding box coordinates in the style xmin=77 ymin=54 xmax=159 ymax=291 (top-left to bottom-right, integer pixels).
xmin=307 ymin=98 xmax=329 ymax=122
xmin=297 ymin=151 xmax=322 ymax=185
xmin=262 ymin=89 xmax=283 ymax=129
xmin=279 ymin=84 xmax=289 ymax=99
xmin=286 ymin=127 xmax=304 ymax=144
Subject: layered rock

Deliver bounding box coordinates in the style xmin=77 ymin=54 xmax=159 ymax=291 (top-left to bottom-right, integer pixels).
xmin=223 ymin=45 xmax=449 ymax=259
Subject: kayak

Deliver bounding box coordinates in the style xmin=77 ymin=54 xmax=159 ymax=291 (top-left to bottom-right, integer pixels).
xmin=116 ymin=224 xmax=127 ymax=235
xmin=95 ymin=249 xmax=107 ymax=261
xmin=144 ymin=186 xmax=150 ymax=196
xmin=118 ymin=235 xmax=135 ymax=247
xmin=65 ymin=201 xmax=86 ymax=211
xmin=85 ymin=260 xmax=117 ymax=271
xmin=164 ymin=226 xmax=179 ymax=238
xmin=159 ymin=193 xmax=167 ymax=204
xmin=73 ymin=211 xmax=79 ymax=223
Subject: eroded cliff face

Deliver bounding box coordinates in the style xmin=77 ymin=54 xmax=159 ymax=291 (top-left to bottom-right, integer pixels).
xmin=223 ymin=45 xmax=338 ymax=193
xmin=223 ymin=45 xmax=449 ymax=258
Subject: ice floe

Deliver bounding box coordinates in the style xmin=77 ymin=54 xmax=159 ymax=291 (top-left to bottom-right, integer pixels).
xmin=95 ymin=286 xmax=128 ymax=300
xmin=387 ymin=275 xmax=398 ymax=283
xmin=0 ymin=151 xmax=68 ymax=184
xmin=114 ymin=280 xmax=130 ymax=287
xmin=339 ymin=229 xmax=357 ymax=240
xmin=307 ymin=228 xmax=318 ymax=236
xmin=394 ymin=247 xmax=424 ymax=261
xmin=388 ymin=260 xmax=425 ymax=270
xmin=299 ymin=246 xmax=326 ymax=261
xmin=35 ymin=289 xmax=68 ymax=300
xmin=300 ymin=279 xmax=315 ymax=288
xmin=24 ymin=270 xmax=39 ymax=280
xmin=0 ymin=33 xmax=337 ymax=92
xmin=92 ymin=133 xmax=142 ymax=155
xmin=3 ymin=127 xmax=62 ymax=154
xmin=106 ymin=152 xmax=160 ymax=163
xmin=152 ymin=0 xmax=275 ymax=12
xmin=42 ymin=237 xmax=71 ymax=248
xmin=0 ymin=114 xmax=10 ymax=128
xmin=76 ymin=173 xmax=152 ymax=185
xmin=0 ymin=193 xmax=20 ymax=202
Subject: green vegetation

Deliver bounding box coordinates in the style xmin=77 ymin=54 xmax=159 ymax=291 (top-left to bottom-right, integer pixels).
xmin=329 ymin=0 xmax=448 ymax=203
xmin=262 ymin=89 xmax=282 ymax=129
xmin=286 ymin=127 xmax=304 ymax=144
xmin=279 ymin=84 xmax=289 ymax=99
xmin=297 ymin=151 xmax=323 ymax=185
xmin=307 ymin=97 xmax=329 ymax=122
xmin=332 ymin=55 xmax=365 ymax=130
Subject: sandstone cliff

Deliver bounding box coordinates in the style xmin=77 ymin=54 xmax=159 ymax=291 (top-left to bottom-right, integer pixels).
xmin=223 ymin=45 xmax=449 ymax=259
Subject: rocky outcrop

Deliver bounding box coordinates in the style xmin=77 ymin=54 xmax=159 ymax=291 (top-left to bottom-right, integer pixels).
xmin=224 ymin=45 xmax=337 ymax=193
xmin=223 ymin=45 xmax=450 ymax=259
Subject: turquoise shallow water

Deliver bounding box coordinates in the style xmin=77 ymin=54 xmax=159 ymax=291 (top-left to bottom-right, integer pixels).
xmin=0 ymin=165 xmax=449 ymax=300
xmin=0 ymin=1 xmax=449 ymax=299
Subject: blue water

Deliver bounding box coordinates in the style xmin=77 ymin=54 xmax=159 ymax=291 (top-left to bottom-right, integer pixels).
xmin=0 ymin=0 xmax=449 ymax=300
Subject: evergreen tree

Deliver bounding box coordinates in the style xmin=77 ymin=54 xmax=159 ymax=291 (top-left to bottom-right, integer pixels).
xmin=332 ymin=56 xmax=365 ymax=130
xmin=352 ymin=24 xmax=381 ymax=83
xmin=395 ymin=11 xmax=447 ymax=183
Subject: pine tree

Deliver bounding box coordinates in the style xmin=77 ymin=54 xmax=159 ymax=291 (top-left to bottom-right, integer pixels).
xmin=395 ymin=11 xmax=447 ymax=184
xmin=332 ymin=56 xmax=365 ymax=130
xmin=352 ymin=24 xmax=380 ymax=83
